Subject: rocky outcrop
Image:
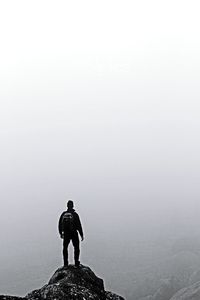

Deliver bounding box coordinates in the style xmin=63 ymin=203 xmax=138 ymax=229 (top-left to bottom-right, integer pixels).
xmin=0 ymin=265 xmax=124 ymax=300
xmin=169 ymin=281 xmax=200 ymax=300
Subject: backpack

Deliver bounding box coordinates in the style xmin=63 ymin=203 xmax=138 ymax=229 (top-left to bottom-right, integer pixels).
xmin=62 ymin=212 xmax=75 ymax=233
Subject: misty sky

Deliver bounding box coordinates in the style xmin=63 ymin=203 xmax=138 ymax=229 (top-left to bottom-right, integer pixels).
xmin=0 ymin=1 xmax=200 ymax=294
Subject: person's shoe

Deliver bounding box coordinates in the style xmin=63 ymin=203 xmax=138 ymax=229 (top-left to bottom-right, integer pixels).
xmin=64 ymin=262 xmax=68 ymax=267
xmin=75 ymin=261 xmax=80 ymax=267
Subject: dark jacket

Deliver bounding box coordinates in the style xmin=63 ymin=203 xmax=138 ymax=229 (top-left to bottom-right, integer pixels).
xmin=58 ymin=209 xmax=83 ymax=238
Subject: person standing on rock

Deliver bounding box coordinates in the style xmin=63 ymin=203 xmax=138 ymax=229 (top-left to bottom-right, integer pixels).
xmin=58 ymin=200 xmax=84 ymax=267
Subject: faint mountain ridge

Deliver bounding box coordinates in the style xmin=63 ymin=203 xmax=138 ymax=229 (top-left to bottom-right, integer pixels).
xmin=169 ymin=281 xmax=200 ymax=300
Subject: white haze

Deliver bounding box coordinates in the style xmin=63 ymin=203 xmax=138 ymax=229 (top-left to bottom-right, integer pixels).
xmin=0 ymin=0 xmax=200 ymax=297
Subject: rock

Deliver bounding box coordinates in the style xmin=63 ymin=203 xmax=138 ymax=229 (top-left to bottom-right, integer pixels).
xmin=49 ymin=264 xmax=104 ymax=294
xmin=105 ymin=291 xmax=125 ymax=300
xmin=170 ymin=281 xmax=200 ymax=300
xmin=0 ymin=265 xmax=125 ymax=300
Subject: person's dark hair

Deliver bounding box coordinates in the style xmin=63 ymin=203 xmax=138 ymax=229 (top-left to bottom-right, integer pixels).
xmin=67 ymin=200 xmax=74 ymax=209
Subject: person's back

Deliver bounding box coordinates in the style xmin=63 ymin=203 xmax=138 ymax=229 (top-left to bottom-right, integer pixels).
xmin=58 ymin=200 xmax=84 ymax=267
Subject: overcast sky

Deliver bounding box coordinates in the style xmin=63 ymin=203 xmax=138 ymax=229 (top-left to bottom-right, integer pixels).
xmin=0 ymin=1 xmax=200 ymax=278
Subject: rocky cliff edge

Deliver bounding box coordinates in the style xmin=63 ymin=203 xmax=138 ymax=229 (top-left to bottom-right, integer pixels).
xmin=0 ymin=265 xmax=125 ymax=300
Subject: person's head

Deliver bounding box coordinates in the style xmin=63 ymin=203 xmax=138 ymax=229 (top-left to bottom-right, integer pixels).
xmin=67 ymin=200 xmax=74 ymax=210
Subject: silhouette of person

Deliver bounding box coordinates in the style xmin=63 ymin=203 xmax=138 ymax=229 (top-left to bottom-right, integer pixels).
xmin=58 ymin=200 xmax=84 ymax=267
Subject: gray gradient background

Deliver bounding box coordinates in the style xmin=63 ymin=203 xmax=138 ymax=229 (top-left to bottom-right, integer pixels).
xmin=0 ymin=0 xmax=200 ymax=297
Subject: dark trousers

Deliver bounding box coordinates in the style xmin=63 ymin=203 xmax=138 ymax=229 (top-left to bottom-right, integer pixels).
xmin=63 ymin=232 xmax=80 ymax=265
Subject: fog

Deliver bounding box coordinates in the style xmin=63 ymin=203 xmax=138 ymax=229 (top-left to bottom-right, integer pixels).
xmin=0 ymin=1 xmax=200 ymax=299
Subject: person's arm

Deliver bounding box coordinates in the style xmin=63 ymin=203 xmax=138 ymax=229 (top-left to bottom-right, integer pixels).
xmin=76 ymin=213 xmax=84 ymax=240
xmin=58 ymin=212 xmax=65 ymax=238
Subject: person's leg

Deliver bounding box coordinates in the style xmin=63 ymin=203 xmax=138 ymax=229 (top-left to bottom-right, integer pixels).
xmin=72 ymin=232 xmax=80 ymax=266
xmin=63 ymin=236 xmax=70 ymax=266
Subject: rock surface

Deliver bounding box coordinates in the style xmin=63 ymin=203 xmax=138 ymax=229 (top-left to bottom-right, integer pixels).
xmin=0 ymin=265 xmax=125 ymax=300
